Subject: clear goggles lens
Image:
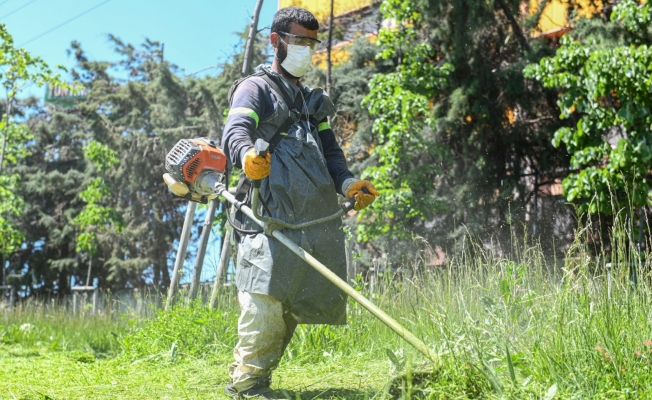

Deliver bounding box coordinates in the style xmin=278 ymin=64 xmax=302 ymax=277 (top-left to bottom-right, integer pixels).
xmin=279 ymin=31 xmax=321 ymax=50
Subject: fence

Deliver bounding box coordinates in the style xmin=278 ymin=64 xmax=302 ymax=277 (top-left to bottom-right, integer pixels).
xmin=0 ymin=282 xmax=238 ymax=317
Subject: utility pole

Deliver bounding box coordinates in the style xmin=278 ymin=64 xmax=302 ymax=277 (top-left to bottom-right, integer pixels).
xmin=210 ymin=222 xmax=232 ymax=308
xmin=242 ymin=0 xmax=265 ymax=77
xmin=326 ymin=0 xmax=334 ymax=97
xmin=187 ymin=0 xmax=266 ymax=307
xmin=188 ymin=199 xmax=219 ymax=301
xmin=166 ymin=202 xmax=196 ymax=309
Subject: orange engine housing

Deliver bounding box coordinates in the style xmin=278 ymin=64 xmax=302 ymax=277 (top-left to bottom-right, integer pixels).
xmin=165 ymin=137 xmax=227 ymax=184
xmin=181 ymin=138 xmax=227 ymax=183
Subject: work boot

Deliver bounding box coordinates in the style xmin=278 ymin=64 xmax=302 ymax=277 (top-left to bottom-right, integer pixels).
xmin=225 ymin=378 xmax=287 ymax=399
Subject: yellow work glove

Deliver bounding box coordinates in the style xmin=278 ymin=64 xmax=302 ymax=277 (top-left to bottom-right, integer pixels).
xmin=243 ymin=148 xmax=272 ymax=180
xmin=347 ymin=180 xmax=380 ymax=211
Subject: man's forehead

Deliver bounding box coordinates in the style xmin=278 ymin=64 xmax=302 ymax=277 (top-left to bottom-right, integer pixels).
xmin=287 ymin=22 xmax=318 ymax=39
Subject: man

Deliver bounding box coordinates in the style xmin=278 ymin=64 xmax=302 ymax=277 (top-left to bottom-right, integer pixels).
xmin=221 ymin=6 xmax=379 ymax=398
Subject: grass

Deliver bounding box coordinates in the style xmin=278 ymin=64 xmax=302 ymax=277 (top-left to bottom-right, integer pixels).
xmin=3 ymin=217 xmax=652 ymax=398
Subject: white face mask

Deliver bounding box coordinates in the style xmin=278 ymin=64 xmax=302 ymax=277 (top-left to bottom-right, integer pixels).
xmin=280 ymin=42 xmax=314 ymax=78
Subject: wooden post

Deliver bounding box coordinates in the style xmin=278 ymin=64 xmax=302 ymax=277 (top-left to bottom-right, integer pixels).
xmin=210 ymin=223 xmax=232 ymax=309
xmin=189 ymin=199 xmax=219 ymax=301
xmin=166 ymin=202 xmax=197 ymax=309
xmin=92 ymin=287 xmax=99 ymax=315
xmin=242 ymin=0 xmax=265 ymax=77
xmin=9 ymin=287 xmax=15 ymax=310
xmin=532 ymin=170 xmax=539 ymax=237
xmin=345 ymin=234 xmax=354 ymax=282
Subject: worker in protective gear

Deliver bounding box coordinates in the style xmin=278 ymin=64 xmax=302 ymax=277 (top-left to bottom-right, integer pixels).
xmin=221 ymin=6 xmax=379 ymax=398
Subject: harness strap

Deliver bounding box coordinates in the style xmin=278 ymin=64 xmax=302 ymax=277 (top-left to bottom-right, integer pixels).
xmin=229 ymin=70 xmax=306 ymax=239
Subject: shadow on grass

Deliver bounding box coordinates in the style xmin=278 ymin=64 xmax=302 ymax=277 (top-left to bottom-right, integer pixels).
xmin=7 ymin=349 xmax=42 ymax=358
xmin=276 ymin=388 xmax=378 ymax=399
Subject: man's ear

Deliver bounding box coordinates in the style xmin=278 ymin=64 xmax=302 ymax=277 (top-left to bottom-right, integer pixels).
xmin=270 ymin=32 xmax=279 ymax=49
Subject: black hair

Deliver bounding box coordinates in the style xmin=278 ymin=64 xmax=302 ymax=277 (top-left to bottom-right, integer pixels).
xmin=271 ymin=6 xmax=319 ymax=33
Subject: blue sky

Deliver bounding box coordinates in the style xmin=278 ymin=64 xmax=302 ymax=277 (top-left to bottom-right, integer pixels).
xmin=3 ymin=0 xmax=278 ymax=98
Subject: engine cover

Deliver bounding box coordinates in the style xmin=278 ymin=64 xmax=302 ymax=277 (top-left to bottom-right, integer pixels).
xmin=165 ymin=138 xmax=227 ymax=202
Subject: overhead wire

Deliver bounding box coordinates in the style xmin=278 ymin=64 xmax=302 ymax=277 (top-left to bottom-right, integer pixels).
xmin=0 ymin=1 xmax=12 ymax=8
xmin=0 ymin=0 xmax=38 ymax=20
xmin=19 ymin=0 xmax=114 ymax=47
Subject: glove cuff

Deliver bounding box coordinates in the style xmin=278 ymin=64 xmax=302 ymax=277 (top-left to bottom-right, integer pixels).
xmin=341 ymin=177 xmax=358 ymax=198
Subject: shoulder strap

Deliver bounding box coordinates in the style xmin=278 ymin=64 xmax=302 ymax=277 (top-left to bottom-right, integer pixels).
xmin=227 ymin=69 xmax=265 ymax=106
xmin=259 ymin=74 xmax=303 ymax=112
xmin=258 ymin=73 xmax=305 ymax=154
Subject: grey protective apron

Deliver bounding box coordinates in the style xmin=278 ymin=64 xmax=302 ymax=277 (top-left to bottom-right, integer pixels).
xmin=234 ymin=67 xmax=347 ymax=325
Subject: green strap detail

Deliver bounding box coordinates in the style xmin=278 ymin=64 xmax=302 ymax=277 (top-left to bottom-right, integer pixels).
xmin=228 ymin=107 xmax=259 ymax=128
xmin=318 ymin=121 xmax=331 ymax=132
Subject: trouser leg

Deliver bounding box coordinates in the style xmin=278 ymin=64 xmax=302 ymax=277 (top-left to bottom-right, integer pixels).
xmin=229 ymin=291 xmax=296 ymax=392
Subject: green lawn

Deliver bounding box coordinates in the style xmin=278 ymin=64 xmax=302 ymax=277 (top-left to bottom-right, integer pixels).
xmin=0 ymin=344 xmax=389 ymax=399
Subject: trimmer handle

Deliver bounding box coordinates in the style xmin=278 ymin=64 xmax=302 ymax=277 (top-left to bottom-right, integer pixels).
xmin=253 ymin=139 xmax=270 ymax=188
xmin=254 ymin=138 xmax=269 ymax=157
xmin=341 ymin=188 xmax=370 ymax=213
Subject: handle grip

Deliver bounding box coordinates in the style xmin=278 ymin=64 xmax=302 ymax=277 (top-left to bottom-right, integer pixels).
xmin=253 ymin=139 xmax=270 ymax=188
xmin=341 ymin=187 xmax=370 ymax=213
xmin=255 ymin=138 xmax=269 ymax=157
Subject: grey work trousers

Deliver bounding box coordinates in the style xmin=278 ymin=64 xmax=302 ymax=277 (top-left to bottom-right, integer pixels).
xmin=229 ymin=291 xmax=297 ymax=392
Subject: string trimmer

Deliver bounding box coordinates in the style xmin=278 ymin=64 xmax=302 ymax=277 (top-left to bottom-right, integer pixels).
xmin=163 ymin=137 xmax=437 ymax=363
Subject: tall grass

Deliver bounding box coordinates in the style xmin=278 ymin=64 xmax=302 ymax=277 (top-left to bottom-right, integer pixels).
xmin=0 ymin=306 xmax=128 ymax=355
xmin=3 ymin=209 xmax=652 ymax=398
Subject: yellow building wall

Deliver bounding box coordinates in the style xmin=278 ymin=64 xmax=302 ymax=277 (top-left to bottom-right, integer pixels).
xmin=278 ymin=0 xmax=373 ymax=21
xmin=530 ymin=0 xmax=603 ymax=33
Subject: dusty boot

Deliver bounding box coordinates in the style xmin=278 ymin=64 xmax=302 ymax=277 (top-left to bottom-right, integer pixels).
xmin=225 ymin=378 xmax=285 ymax=399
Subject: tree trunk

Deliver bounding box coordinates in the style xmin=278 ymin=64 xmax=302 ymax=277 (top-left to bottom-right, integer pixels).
xmin=242 ymin=0 xmax=265 ymax=77
xmin=495 ymin=0 xmax=531 ymax=53
xmin=0 ymin=98 xmax=13 ymax=174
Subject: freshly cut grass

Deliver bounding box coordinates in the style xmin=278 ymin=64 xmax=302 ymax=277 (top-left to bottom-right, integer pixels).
xmin=0 ymin=343 xmax=388 ymax=399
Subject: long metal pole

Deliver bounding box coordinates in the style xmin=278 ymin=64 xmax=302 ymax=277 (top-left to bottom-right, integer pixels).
xmin=217 ymin=186 xmax=438 ymax=363
xmin=166 ymin=202 xmax=196 ymax=309
xmin=189 ymin=199 xmax=219 ymax=301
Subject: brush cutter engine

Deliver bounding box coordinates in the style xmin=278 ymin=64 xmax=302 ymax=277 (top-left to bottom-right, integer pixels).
xmin=163 ymin=138 xmax=227 ymax=203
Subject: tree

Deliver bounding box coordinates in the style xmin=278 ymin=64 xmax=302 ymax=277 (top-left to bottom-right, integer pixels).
xmin=525 ymin=0 xmax=652 ymax=218
xmin=0 ymin=24 xmax=67 ymax=285
xmin=352 ymin=0 xmax=581 ymax=260
xmin=12 ymin=29 xmax=271 ymax=295
xmin=73 ymin=141 xmax=123 ymax=286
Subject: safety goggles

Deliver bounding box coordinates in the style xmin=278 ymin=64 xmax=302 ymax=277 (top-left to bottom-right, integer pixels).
xmin=278 ymin=31 xmax=322 ymax=50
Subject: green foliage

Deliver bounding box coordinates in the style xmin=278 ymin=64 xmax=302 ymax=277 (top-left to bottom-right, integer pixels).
xmin=0 ymin=173 xmax=23 ymax=254
xmin=356 ymin=0 xmax=570 ymax=257
xmin=73 ymin=142 xmax=123 ymax=256
xmin=121 ymin=302 xmax=237 ymax=361
xmin=9 ymin=32 xmax=248 ymax=292
xmin=0 ymin=24 xmax=68 ymax=98
xmin=525 ymin=0 xmax=652 ymax=215
xmin=361 ymin=3 xmax=453 ymax=241
xmin=0 ymin=24 xmax=68 ymax=257
xmin=83 ymin=140 xmax=119 ymax=171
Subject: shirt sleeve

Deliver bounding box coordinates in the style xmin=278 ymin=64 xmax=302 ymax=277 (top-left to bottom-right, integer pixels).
xmin=221 ymin=78 xmax=275 ymax=168
xmin=317 ymin=119 xmax=355 ymax=195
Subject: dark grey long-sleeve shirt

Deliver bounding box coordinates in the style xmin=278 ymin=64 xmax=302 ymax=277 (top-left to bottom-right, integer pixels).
xmin=221 ymin=74 xmax=354 ymax=195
